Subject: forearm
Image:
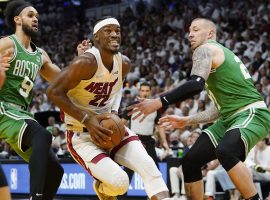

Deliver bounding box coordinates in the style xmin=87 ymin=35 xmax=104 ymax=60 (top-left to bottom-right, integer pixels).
xmin=157 ymin=126 xmax=170 ymax=150
xmin=0 ymin=70 xmax=5 ymax=88
xmin=187 ymin=104 xmax=220 ymax=125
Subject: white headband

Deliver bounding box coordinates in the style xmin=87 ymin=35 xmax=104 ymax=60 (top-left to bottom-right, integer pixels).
xmin=93 ymin=18 xmax=120 ymax=34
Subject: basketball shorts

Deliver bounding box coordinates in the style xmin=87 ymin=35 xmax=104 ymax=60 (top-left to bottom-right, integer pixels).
xmin=66 ymin=126 xmax=139 ymax=173
xmin=0 ymin=102 xmax=34 ymax=161
xmin=204 ymin=107 xmax=270 ymax=155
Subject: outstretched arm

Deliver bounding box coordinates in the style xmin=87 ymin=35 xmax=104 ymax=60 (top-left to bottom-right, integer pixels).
xmin=159 ymin=104 xmax=219 ymax=130
xmin=128 ymin=44 xmax=213 ymax=121
xmin=187 ymin=103 xmax=219 ymax=125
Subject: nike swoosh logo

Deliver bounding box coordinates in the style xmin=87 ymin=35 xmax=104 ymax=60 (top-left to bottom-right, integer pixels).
xmin=36 ymin=193 xmax=43 ymax=196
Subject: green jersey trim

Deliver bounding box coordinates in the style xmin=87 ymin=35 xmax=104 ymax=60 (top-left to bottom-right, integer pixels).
xmin=11 ymin=35 xmax=38 ymax=55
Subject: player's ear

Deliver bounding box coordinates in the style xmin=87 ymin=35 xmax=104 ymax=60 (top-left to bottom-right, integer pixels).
xmin=14 ymin=16 xmax=22 ymax=26
xmin=208 ymin=30 xmax=214 ymax=39
xmin=94 ymin=34 xmax=99 ymax=41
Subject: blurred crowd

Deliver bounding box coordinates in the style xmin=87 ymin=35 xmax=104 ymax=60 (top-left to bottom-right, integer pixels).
xmin=0 ymin=0 xmax=270 ymax=198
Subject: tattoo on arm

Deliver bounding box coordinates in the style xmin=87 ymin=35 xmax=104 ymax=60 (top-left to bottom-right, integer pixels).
xmin=191 ymin=46 xmax=212 ymax=80
xmin=188 ymin=104 xmax=219 ymax=125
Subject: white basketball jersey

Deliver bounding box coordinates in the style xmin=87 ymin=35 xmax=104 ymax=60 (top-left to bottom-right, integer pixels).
xmin=65 ymin=47 xmax=123 ymax=130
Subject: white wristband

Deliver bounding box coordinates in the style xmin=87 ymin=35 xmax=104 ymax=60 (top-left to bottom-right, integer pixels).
xmin=80 ymin=114 xmax=89 ymax=124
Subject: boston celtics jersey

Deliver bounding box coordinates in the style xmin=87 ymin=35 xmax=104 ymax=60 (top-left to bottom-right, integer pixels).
xmin=205 ymin=40 xmax=263 ymax=118
xmin=0 ymin=35 xmax=42 ymax=109
xmin=65 ymin=47 xmax=123 ymax=129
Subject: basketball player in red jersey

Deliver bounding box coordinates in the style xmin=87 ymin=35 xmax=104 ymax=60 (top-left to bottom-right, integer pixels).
xmin=47 ymin=17 xmax=170 ymax=200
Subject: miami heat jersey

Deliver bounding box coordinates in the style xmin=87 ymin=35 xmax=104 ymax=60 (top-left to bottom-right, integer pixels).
xmin=65 ymin=47 xmax=123 ymax=130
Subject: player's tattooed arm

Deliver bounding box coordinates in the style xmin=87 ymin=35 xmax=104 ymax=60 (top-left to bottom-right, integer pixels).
xmin=188 ymin=104 xmax=220 ymax=125
xmin=190 ymin=45 xmax=212 ymax=80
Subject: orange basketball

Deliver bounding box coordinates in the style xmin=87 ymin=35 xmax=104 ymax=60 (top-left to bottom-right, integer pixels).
xmin=97 ymin=113 xmax=125 ymax=150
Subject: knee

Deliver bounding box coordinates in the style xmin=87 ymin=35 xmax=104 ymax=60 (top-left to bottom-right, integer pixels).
xmin=215 ymin=145 xmax=232 ymax=165
xmin=182 ymin=154 xmax=203 ymax=182
xmin=182 ymin=153 xmax=195 ymax=173
xmin=215 ymin=145 xmax=239 ymax=171
xmin=137 ymin=155 xmax=161 ymax=179
xmin=110 ymin=170 xmax=129 ymax=195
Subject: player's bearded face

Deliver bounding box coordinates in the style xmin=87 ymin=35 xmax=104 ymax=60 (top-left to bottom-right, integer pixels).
xmin=22 ymin=21 xmax=39 ymax=38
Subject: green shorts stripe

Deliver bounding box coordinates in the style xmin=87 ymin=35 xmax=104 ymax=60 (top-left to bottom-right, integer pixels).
xmin=243 ymin=107 xmax=255 ymax=128
xmin=240 ymin=134 xmax=248 ymax=156
xmin=18 ymin=122 xmax=28 ymax=151
xmin=0 ymin=103 xmax=32 ymax=120
xmin=203 ymin=129 xmax=218 ymax=147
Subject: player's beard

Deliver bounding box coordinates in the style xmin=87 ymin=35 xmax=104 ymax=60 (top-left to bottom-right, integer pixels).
xmin=22 ymin=23 xmax=39 ymax=39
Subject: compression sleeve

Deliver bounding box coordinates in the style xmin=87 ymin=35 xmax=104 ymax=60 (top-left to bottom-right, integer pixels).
xmin=160 ymin=75 xmax=205 ymax=106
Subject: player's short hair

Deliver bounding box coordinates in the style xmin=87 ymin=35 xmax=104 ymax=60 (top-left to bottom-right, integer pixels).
xmin=140 ymin=82 xmax=151 ymax=89
xmin=192 ymin=18 xmax=217 ymax=32
xmin=4 ymin=0 xmax=33 ymax=31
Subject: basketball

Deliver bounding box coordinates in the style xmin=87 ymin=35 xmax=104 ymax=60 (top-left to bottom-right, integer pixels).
xmin=96 ymin=113 xmax=125 ymax=150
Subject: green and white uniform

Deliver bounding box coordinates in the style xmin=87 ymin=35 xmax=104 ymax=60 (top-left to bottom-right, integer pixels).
xmin=204 ymin=40 xmax=270 ymax=154
xmin=0 ymin=35 xmax=42 ymax=161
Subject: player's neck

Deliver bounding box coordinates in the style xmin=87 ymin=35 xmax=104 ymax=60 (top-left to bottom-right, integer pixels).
xmin=15 ymin=30 xmax=31 ymax=49
xmin=99 ymin=49 xmax=114 ymax=71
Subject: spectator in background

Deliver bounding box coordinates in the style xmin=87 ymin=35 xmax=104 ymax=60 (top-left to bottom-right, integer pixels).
xmin=46 ymin=116 xmax=60 ymax=137
xmin=250 ymin=138 xmax=270 ymax=199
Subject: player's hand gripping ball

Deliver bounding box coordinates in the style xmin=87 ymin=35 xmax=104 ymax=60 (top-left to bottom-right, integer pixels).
xmin=97 ymin=113 xmax=125 ymax=150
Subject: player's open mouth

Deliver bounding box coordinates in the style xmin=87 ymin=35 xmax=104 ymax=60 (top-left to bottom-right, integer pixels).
xmin=32 ymin=24 xmax=38 ymax=30
xmin=110 ymin=41 xmax=119 ymax=46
